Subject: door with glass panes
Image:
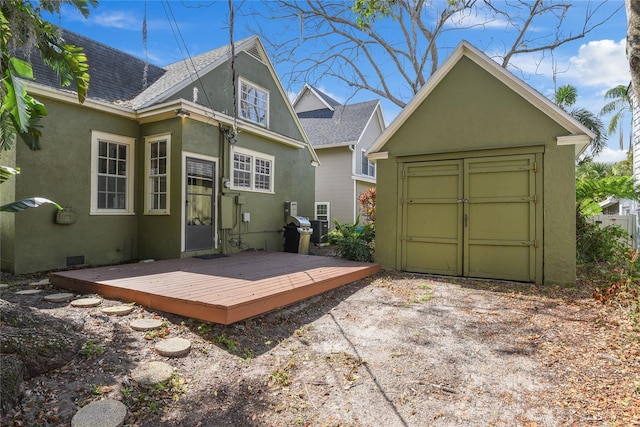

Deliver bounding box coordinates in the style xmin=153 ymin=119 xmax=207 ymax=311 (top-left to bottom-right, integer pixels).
xmin=185 ymin=158 xmax=215 ymax=251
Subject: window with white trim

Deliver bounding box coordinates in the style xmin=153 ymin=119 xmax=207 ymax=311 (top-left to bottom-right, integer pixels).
xmin=231 ymin=146 xmax=274 ymax=193
xmin=144 ymin=134 xmax=170 ymax=214
xmin=90 ymin=131 xmax=135 ymax=214
xmin=239 ymin=78 xmax=269 ymax=127
xmin=361 ymin=149 xmax=376 ymax=178
xmin=315 ymin=202 xmax=330 ymax=221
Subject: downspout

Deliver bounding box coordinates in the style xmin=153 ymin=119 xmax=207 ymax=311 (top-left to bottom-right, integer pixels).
xmin=219 ymin=125 xmax=228 ymax=255
xmin=349 ymin=144 xmax=357 ymax=223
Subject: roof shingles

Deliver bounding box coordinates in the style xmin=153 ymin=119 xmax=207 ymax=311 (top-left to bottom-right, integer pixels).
xmin=297 ymin=100 xmax=379 ymax=147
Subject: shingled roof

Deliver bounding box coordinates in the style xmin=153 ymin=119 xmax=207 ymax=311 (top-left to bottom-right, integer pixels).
xmin=297 ymin=97 xmax=380 ymax=147
xmin=24 ymin=29 xmax=166 ymax=104
xmin=20 ymin=28 xmax=258 ymax=110
xmin=130 ymin=35 xmax=259 ymax=108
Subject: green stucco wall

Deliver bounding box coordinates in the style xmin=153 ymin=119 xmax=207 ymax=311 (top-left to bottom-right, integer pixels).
xmin=136 ymin=118 xmax=189 ymax=261
xmin=4 ymin=99 xmax=139 ymax=274
xmin=2 ymin=49 xmax=316 ymax=274
xmin=220 ymin=132 xmax=315 ymax=253
xmin=375 ymin=56 xmax=577 ymax=284
xmin=172 ymin=52 xmax=304 ymax=142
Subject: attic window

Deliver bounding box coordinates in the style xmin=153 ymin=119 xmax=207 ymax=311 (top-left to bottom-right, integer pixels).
xmin=239 ymin=78 xmax=269 ymax=127
xmin=245 ymin=44 xmax=265 ymax=63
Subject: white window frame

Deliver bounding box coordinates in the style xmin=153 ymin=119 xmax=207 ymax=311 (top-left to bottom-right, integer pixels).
xmin=144 ymin=133 xmax=171 ymax=215
xmin=231 ymin=146 xmax=275 ymax=193
xmin=90 ymin=131 xmax=135 ymax=215
xmin=239 ymin=78 xmax=269 ymax=127
xmin=315 ymin=202 xmax=330 ymax=221
xmin=361 ymin=149 xmax=376 ymax=178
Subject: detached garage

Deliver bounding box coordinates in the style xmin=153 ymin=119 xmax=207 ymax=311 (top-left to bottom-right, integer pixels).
xmin=368 ymin=41 xmax=595 ymax=285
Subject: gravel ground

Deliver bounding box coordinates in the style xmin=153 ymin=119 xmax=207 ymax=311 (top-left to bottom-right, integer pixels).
xmin=1 ymin=267 xmax=639 ymax=427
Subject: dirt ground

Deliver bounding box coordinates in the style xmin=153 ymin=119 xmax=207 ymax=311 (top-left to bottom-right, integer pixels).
xmin=1 ymin=263 xmax=639 ymax=427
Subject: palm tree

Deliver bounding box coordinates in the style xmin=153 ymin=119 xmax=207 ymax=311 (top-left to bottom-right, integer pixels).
xmin=554 ymin=85 xmax=608 ymax=155
xmin=599 ymin=84 xmax=631 ymax=150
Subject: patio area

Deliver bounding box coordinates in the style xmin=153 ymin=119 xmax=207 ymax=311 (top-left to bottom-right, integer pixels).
xmin=49 ymin=251 xmax=379 ymax=324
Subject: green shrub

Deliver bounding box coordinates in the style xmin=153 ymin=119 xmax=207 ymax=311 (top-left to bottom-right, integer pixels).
xmin=576 ymin=211 xmax=628 ymax=264
xmin=328 ymin=217 xmax=375 ymax=262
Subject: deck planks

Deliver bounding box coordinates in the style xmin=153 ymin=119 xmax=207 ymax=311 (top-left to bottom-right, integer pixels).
xmin=49 ymin=251 xmax=379 ymax=324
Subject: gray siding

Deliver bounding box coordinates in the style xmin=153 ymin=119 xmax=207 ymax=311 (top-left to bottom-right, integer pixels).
xmin=315 ymin=147 xmax=354 ymax=224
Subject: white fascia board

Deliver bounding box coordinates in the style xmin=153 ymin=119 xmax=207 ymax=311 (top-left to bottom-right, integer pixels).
xmin=26 ymin=81 xmax=137 ymax=119
xmin=557 ymin=134 xmax=592 ymax=157
xmin=313 ymin=141 xmax=358 ymax=150
xmin=368 ymin=151 xmax=389 ymax=160
xmin=355 ymin=101 xmax=384 ymax=146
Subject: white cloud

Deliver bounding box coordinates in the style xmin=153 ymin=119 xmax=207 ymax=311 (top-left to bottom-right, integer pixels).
xmin=92 ymin=11 xmax=140 ymax=29
xmin=565 ymin=39 xmax=630 ymax=87
xmin=446 ymin=9 xmax=511 ymax=30
xmin=506 ymin=39 xmax=629 ymax=89
xmin=592 ymin=147 xmax=628 ymax=164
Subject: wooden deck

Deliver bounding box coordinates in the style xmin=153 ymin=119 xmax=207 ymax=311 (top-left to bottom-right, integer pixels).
xmin=49 ymin=251 xmax=379 ymax=324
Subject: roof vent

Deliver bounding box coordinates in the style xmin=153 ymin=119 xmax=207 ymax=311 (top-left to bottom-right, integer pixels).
xmin=245 ymin=44 xmax=265 ymax=63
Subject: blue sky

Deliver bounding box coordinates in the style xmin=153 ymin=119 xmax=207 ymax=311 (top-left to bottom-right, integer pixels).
xmin=48 ymin=0 xmax=630 ymax=163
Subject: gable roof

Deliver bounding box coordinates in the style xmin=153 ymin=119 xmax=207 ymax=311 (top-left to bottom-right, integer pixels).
xmin=24 ymin=29 xmax=166 ymax=104
xmin=368 ymin=40 xmax=596 ymax=157
xmin=292 ymin=84 xmax=342 ymax=111
xmin=297 ymin=100 xmax=381 ymax=148
xmin=20 ymin=28 xmax=319 ymax=164
xmin=130 ymin=35 xmax=261 ymax=109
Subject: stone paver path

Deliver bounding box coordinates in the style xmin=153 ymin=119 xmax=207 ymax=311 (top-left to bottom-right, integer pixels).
xmin=71 ymin=398 xmax=126 ymax=427
xmin=155 ymin=337 xmax=192 ymax=357
xmin=131 ymin=361 xmax=174 ymax=388
xmin=130 ymin=318 xmax=164 ymax=331
xmin=44 ymin=293 xmax=75 ymax=302
xmin=101 ymin=305 xmax=135 ymax=316
xmin=71 ymin=297 xmax=102 ymax=308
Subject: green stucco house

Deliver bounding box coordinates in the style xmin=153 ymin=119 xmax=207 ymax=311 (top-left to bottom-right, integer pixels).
xmin=367 ymin=41 xmax=595 ymax=285
xmin=1 ymin=31 xmax=318 ymax=274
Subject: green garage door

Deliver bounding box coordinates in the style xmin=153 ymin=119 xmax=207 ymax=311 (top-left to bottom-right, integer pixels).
xmin=401 ymin=154 xmax=541 ymax=282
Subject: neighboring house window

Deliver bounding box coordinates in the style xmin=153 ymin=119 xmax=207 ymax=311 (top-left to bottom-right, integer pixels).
xmin=231 ymin=146 xmax=274 ymax=193
xmin=315 ymin=202 xmax=330 ymax=221
xmin=239 ymin=78 xmax=269 ymax=127
xmin=145 ymin=134 xmax=170 ymax=214
xmin=361 ymin=149 xmax=376 ymax=177
xmin=90 ymin=131 xmax=135 ymax=214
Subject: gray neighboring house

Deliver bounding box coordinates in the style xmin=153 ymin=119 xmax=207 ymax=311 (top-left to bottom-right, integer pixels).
xmin=292 ymin=84 xmax=385 ymax=225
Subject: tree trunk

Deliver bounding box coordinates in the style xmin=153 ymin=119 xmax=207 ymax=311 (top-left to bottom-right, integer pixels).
xmin=0 ymin=299 xmax=85 ymax=415
xmin=627 ymin=0 xmax=640 ymax=101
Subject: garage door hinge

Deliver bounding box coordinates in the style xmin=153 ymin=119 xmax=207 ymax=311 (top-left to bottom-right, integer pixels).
xmin=533 ymin=240 xmax=538 ymax=248
xmin=533 ymin=194 xmax=537 ymax=204
xmin=533 ymin=161 xmax=537 ymax=173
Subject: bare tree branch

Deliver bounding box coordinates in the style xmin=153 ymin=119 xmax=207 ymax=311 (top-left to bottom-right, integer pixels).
xmin=246 ymin=0 xmax=621 ymax=109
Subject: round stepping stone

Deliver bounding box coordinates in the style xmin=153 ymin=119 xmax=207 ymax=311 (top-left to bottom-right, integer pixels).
xmin=29 ymin=278 xmax=49 ymax=287
xmin=131 ymin=361 xmax=173 ymax=388
xmin=101 ymin=305 xmax=135 ymax=316
xmin=130 ymin=318 xmax=163 ymax=331
xmin=15 ymin=289 xmax=42 ymax=295
xmin=71 ymin=398 xmax=126 ymax=427
xmin=155 ymin=337 xmax=192 ymax=357
xmin=44 ymin=292 xmax=74 ymax=303
xmin=71 ymin=297 xmax=102 ymax=308
xmin=0 ymin=284 xmax=10 ymax=293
